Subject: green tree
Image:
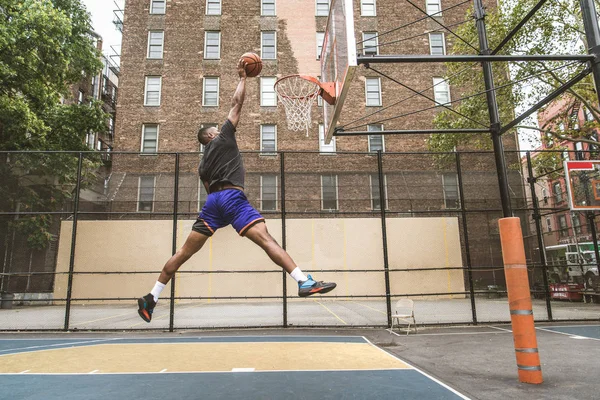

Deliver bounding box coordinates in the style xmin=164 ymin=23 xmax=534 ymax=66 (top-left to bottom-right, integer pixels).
xmin=429 ymin=0 xmax=600 ymax=166
xmin=0 ymin=0 xmax=108 ymax=248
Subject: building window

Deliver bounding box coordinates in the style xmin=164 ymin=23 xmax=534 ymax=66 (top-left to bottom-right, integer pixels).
xmin=198 ymin=180 xmax=208 ymax=210
xmin=584 ymin=107 xmax=594 ymax=121
xmin=546 ymin=217 xmax=552 ymax=232
xmin=361 ymin=0 xmax=376 ymax=16
xmin=144 ymin=76 xmax=162 ymax=106
xmin=367 ymin=124 xmax=384 ymax=152
xmin=260 ymin=125 xmax=277 ymax=154
xmin=429 ymin=32 xmax=445 ymax=55
xmin=370 ymin=174 xmax=388 ymax=210
xmin=362 ymin=32 xmax=379 ymax=55
xmin=204 ymin=31 xmax=221 ymax=59
xmin=261 ymin=77 xmax=277 ymax=106
xmin=316 ymin=32 xmax=325 ymax=60
xmin=262 ymin=0 xmax=276 ymax=16
xmin=433 ymin=77 xmax=450 ymax=105
xmin=206 ymin=0 xmax=221 ymax=15
xmin=138 ymin=176 xmax=155 ymax=212
xmin=78 ymin=90 xmax=84 ymax=104
xmin=319 ymin=124 xmax=336 ymax=153
xmin=558 ymin=214 xmax=568 ymax=237
xmin=365 ymin=78 xmax=382 ymax=106
xmin=553 ymin=182 xmax=563 ymax=203
xmin=442 ymin=173 xmax=459 ymax=209
xmin=321 ymin=175 xmax=338 ymax=210
xmin=203 ymin=77 xmax=219 ymax=106
xmin=541 ymin=187 xmax=548 ymax=205
xmin=150 ymin=0 xmax=166 ymax=14
xmin=147 ymin=31 xmax=164 ymax=59
xmin=575 ymin=141 xmax=585 ymax=160
xmin=316 ymin=0 xmax=330 ymax=16
xmin=261 ymin=175 xmax=278 ymax=211
xmin=141 ymin=124 xmax=159 ymax=153
xmin=261 ymin=31 xmax=277 ymax=59
xmin=85 ymin=132 xmax=95 ymax=148
xmin=426 ymin=0 xmax=441 ymax=15
xmin=573 ymin=214 xmax=582 ymax=234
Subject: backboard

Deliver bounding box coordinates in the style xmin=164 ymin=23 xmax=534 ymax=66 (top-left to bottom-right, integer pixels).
xmin=564 ymin=160 xmax=600 ymax=210
xmin=321 ymin=0 xmax=357 ymax=144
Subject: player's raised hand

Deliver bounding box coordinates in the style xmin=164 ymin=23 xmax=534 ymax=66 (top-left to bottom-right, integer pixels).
xmin=238 ymin=58 xmax=247 ymax=79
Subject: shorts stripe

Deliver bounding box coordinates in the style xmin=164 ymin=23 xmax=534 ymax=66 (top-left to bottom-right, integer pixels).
xmin=239 ymin=218 xmax=265 ymax=236
xmin=202 ymin=219 xmax=215 ymax=234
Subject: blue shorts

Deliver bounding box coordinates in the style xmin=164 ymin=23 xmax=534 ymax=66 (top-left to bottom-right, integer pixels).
xmin=192 ymin=189 xmax=264 ymax=237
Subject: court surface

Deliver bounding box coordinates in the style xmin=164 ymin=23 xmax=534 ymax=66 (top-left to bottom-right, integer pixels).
xmin=0 ymin=335 xmax=469 ymax=400
xmin=536 ymin=324 xmax=600 ymax=340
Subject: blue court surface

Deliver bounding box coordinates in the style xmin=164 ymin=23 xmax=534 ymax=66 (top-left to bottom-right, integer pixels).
xmin=536 ymin=324 xmax=600 ymax=340
xmin=0 ymin=335 xmax=470 ymax=400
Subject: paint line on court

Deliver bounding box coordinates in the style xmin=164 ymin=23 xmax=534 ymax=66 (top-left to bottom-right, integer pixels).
xmin=0 ymin=338 xmax=119 ymax=356
xmin=313 ymin=300 xmax=347 ymax=325
xmin=18 ymin=370 xmax=29 ymax=374
xmin=536 ymin=326 xmax=600 ymax=341
xmin=89 ymin=370 xmax=99 ymax=374
xmin=159 ymin=369 xmax=167 ymax=373
xmin=232 ymin=368 xmax=255 ymax=372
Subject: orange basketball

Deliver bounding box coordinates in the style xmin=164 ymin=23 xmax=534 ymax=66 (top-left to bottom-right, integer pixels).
xmin=241 ymin=52 xmax=262 ymax=77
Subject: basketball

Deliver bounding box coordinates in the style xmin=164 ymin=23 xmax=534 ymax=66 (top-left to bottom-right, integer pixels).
xmin=241 ymin=52 xmax=262 ymax=77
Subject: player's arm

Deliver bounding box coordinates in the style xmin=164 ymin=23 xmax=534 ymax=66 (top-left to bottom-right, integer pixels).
xmin=227 ymin=58 xmax=247 ymax=128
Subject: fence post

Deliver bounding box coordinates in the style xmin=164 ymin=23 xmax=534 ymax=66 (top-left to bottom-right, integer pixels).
xmin=280 ymin=152 xmax=288 ymax=328
xmin=586 ymin=212 xmax=600 ymax=282
xmin=64 ymin=152 xmax=83 ymax=331
xmin=526 ymin=152 xmax=552 ymax=321
xmin=377 ymin=150 xmax=392 ymax=327
xmin=455 ymin=152 xmax=477 ymax=324
xmin=169 ymin=153 xmax=180 ymax=332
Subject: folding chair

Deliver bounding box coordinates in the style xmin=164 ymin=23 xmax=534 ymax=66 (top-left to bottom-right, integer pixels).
xmin=390 ymin=299 xmax=417 ymax=335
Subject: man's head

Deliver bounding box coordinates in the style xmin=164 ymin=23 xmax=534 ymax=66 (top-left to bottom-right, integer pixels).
xmin=198 ymin=126 xmax=219 ymax=145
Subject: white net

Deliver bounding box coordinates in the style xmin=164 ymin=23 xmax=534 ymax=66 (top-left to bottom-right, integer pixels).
xmin=274 ymin=76 xmax=320 ymax=134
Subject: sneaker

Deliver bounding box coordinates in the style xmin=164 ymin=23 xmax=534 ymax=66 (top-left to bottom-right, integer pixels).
xmin=137 ymin=293 xmax=156 ymax=322
xmin=298 ymin=275 xmax=337 ymax=297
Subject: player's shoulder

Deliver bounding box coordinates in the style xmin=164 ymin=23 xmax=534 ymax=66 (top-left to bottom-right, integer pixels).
xmin=222 ymin=119 xmax=236 ymax=133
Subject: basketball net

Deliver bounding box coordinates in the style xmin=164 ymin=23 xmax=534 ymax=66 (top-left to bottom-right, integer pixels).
xmin=274 ymin=76 xmax=320 ymax=136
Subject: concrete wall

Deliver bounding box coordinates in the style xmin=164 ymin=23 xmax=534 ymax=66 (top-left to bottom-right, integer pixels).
xmin=54 ymin=217 xmax=464 ymax=302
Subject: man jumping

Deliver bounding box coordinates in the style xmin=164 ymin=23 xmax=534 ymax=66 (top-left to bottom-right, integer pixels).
xmin=137 ymin=58 xmax=336 ymax=322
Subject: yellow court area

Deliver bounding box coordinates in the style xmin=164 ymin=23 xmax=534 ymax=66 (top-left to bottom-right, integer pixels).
xmin=0 ymin=341 xmax=411 ymax=374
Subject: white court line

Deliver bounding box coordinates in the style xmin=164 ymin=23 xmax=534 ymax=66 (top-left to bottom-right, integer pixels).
xmin=18 ymin=370 xmax=29 ymax=374
xmin=232 ymin=368 xmax=255 ymax=372
xmin=386 ymin=329 xmax=402 ymax=337
xmin=488 ymin=326 xmax=513 ymax=333
xmin=536 ymin=327 xmax=600 ymax=341
xmin=89 ymin=370 xmax=99 ymax=374
xmin=0 ymin=338 xmax=119 ymax=355
xmin=159 ymin=369 xmax=167 ymax=373
xmin=386 ymin=328 xmax=510 ymax=337
xmin=362 ymin=336 xmax=472 ymax=400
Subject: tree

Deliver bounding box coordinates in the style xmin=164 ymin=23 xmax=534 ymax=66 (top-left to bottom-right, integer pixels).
xmin=429 ymin=0 xmax=600 ymax=163
xmin=0 ymin=0 xmax=108 ymax=248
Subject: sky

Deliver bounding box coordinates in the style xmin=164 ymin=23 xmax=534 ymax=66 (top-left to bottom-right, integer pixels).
xmin=81 ymin=0 xmax=123 ymax=59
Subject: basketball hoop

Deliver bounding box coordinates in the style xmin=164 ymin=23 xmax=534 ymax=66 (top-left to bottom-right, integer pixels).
xmin=274 ymin=75 xmax=335 ymax=135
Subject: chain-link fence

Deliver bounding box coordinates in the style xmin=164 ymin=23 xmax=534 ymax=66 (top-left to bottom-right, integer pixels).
xmin=0 ymin=150 xmax=598 ymax=331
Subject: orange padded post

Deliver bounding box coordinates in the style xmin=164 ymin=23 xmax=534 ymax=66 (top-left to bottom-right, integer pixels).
xmin=498 ymin=217 xmax=543 ymax=384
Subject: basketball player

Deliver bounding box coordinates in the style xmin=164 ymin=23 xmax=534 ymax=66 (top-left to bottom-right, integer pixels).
xmin=137 ymin=57 xmax=336 ymax=322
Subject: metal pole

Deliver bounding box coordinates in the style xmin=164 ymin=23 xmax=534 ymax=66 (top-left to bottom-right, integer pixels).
xmin=580 ymin=0 xmax=600 ymax=97
xmin=377 ymin=151 xmax=392 ymax=327
xmin=475 ymin=0 xmax=512 ymax=218
xmin=64 ymin=153 xmax=83 ymax=331
xmin=280 ymin=152 xmax=288 ymax=328
xmin=169 ymin=154 xmax=180 ymax=332
xmin=526 ymin=152 xmax=553 ymax=321
xmin=586 ymin=212 xmax=600 ymax=281
xmin=455 ymin=153 xmax=477 ymax=324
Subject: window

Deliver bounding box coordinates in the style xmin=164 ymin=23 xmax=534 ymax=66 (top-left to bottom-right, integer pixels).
xmin=573 ymin=214 xmax=582 ymax=234
xmin=78 ymin=90 xmax=84 ymax=104
xmin=362 ymin=32 xmax=379 ymax=55
xmin=261 ymin=175 xmax=277 ymax=211
xmin=260 ymin=125 xmax=277 ymax=154
xmin=361 ymin=0 xmax=376 ymax=16
xmin=262 ymin=0 xmax=276 ymax=15
xmin=261 ymin=77 xmax=277 ymax=106
xmin=367 ymin=124 xmax=384 ymax=152
xmin=150 ymin=0 xmax=166 ymax=14
xmin=584 ymin=107 xmax=594 ymax=121
xmin=546 ymin=217 xmax=552 ymax=232
xmin=144 ymin=76 xmax=162 ymax=106
xmin=141 ymin=124 xmax=159 ymax=153
xmin=542 ymin=187 xmax=548 ymax=205
xmin=426 ymin=0 xmax=441 ymax=15
xmin=206 ymin=0 xmax=221 ymax=15
xmin=85 ymin=132 xmax=95 ymax=148
xmin=319 ymin=124 xmax=336 ymax=153
xmin=433 ymin=77 xmax=450 ymax=105
xmin=316 ymin=32 xmax=325 ymax=60
xmin=147 ymin=31 xmax=164 ymax=59
xmin=575 ymin=141 xmax=585 ymax=160
xmin=321 ymin=175 xmax=338 ymax=210
xmin=204 ymin=31 xmax=221 ymax=59
xmin=203 ymin=77 xmax=219 ymax=106
xmin=429 ymin=32 xmax=445 ymax=55
xmin=198 ymin=180 xmax=208 ymax=210
xmin=370 ymin=174 xmax=388 ymax=210
xmin=365 ymin=77 xmax=382 ymax=106
xmin=261 ymin=31 xmax=276 ymax=59
xmin=138 ymin=176 xmax=155 ymax=212
xmin=442 ymin=173 xmax=460 ymax=209
xmin=558 ymin=215 xmax=568 ymax=237
xmin=316 ymin=0 xmax=330 ymax=16
xmin=553 ymin=182 xmax=563 ymax=203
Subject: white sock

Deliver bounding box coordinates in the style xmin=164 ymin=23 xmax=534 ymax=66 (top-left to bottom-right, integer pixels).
xmin=150 ymin=281 xmax=166 ymax=302
xmin=290 ymin=267 xmax=308 ymax=283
